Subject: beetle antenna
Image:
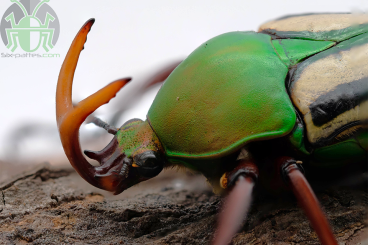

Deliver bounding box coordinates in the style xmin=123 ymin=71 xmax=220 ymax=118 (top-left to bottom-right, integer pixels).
xmin=32 ymin=0 xmax=49 ymax=17
xmin=88 ymin=116 xmax=118 ymax=135
xmin=10 ymin=0 xmax=28 ymax=17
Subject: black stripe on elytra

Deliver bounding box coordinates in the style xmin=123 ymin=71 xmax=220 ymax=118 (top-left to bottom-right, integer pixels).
xmin=312 ymin=120 xmax=366 ymax=147
xmin=310 ymin=77 xmax=368 ymax=126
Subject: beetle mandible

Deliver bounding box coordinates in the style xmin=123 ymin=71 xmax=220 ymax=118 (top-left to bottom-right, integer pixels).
xmin=56 ymin=13 xmax=368 ymax=245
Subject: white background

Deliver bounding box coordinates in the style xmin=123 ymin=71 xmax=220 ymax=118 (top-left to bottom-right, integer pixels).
xmin=0 ymin=0 xmax=367 ymax=163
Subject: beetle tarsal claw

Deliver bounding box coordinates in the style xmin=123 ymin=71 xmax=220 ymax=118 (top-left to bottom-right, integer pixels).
xmin=56 ymin=18 xmax=131 ymax=191
xmin=120 ymin=163 xmax=129 ymax=177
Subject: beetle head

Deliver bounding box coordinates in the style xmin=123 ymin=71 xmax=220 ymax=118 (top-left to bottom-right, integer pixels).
xmin=56 ymin=19 xmax=165 ymax=194
xmin=84 ymin=119 xmax=165 ymax=194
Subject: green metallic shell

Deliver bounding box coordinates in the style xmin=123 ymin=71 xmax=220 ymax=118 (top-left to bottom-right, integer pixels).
xmin=311 ymin=133 xmax=367 ymax=167
xmin=147 ymin=32 xmax=296 ymax=160
xmin=272 ymin=39 xmax=335 ymax=67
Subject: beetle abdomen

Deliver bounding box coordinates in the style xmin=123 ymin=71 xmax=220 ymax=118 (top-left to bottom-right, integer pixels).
xmin=289 ymin=32 xmax=368 ymax=148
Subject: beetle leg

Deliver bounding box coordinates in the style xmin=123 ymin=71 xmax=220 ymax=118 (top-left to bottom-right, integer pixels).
xmin=41 ymin=32 xmax=51 ymax=52
xmin=280 ymin=157 xmax=338 ymax=245
xmin=213 ymin=160 xmax=258 ymax=245
xmin=6 ymin=30 xmax=18 ymax=51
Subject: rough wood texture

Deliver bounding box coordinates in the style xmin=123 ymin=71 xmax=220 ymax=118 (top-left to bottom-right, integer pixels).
xmin=0 ymin=164 xmax=366 ymax=244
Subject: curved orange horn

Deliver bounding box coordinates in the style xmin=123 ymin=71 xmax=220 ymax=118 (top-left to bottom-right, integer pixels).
xmin=56 ymin=19 xmax=131 ymax=188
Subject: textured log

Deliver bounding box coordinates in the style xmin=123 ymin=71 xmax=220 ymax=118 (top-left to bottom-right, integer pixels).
xmin=0 ymin=163 xmax=366 ymax=244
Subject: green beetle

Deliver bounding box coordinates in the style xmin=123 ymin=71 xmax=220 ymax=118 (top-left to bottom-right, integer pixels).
xmin=56 ymin=13 xmax=367 ymax=245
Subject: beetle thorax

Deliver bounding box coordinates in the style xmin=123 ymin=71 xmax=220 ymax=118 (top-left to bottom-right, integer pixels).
xmin=116 ymin=119 xmax=164 ymax=159
xmin=18 ymin=16 xmax=41 ymax=28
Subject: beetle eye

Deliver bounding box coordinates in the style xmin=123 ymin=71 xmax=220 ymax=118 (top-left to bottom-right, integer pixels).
xmin=134 ymin=151 xmax=163 ymax=178
xmin=142 ymin=157 xmax=158 ymax=167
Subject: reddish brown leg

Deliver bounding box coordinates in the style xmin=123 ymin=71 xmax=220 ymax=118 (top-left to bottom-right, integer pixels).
xmin=213 ymin=161 xmax=258 ymax=245
xmin=280 ymin=158 xmax=338 ymax=245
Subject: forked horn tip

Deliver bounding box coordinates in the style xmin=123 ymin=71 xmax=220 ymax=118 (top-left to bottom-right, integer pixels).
xmin=110 ymin=77 xmax=132 ymax=92
xmin=84 ymin=18 xmax=95 ymax=29
xmin=79 ymin=18 xmax=95 ymax=37
xmin=115 ymin=77 xmax=132 ymax=84
xmin=79 ymin=18 xmax=95 ymax=51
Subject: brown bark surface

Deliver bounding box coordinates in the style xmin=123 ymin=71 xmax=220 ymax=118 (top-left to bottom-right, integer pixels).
xmin=0 ymin=163 xmax=367 ymax=245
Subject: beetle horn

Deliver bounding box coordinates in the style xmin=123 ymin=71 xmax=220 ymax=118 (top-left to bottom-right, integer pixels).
xmin=56 ymin=18 xmax=131 ymax=190
xmin=84 ymin=135 xmax=119 ymax=164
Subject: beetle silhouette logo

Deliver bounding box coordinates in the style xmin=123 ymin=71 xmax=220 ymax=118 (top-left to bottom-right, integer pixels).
xmin=0 ymin=0 xmax=60 ymax=52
